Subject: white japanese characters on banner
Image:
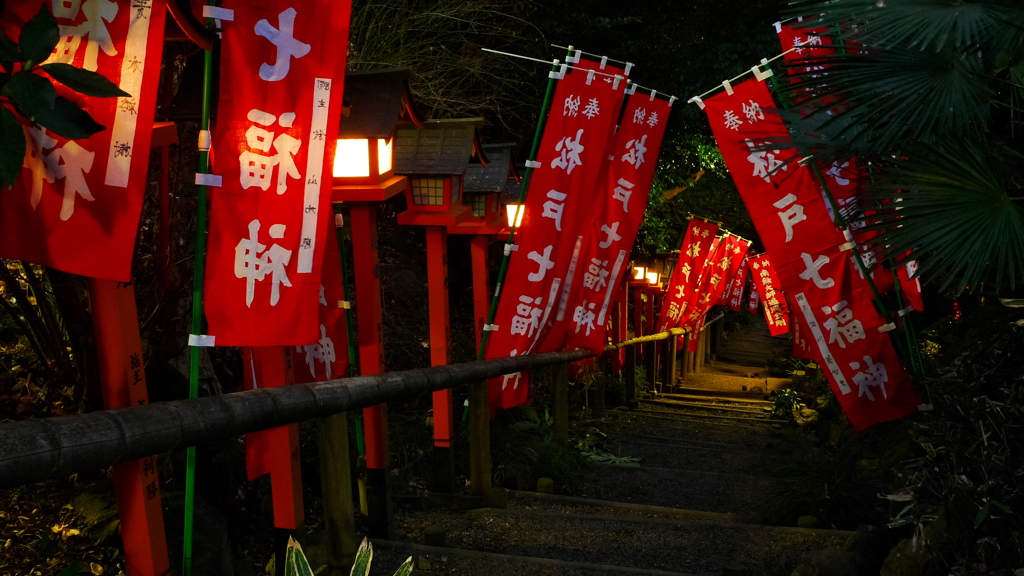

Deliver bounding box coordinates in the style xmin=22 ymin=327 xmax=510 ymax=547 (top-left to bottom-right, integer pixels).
xmin=703 ymin=77 xmax=922 ymax=432
xmin=203 ymin=1 xmax=352 ymax=347
xmin=749 ymin=254 xmax=790 ymax=336
xmin=0 ymin=0 xmax=168 ymax=281
xmin=560 ymin=91 xmax=673 ymax=354
xmin=485 ymin=56 xmax=627 ymax=411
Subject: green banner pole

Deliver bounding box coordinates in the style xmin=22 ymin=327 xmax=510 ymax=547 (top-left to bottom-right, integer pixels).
xmin=183 ymin=14 xmax=216 ymax=576
xmin=476 ymin=49 xmax=570 ymax=361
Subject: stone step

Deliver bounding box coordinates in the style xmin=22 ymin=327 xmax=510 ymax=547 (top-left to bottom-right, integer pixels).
xmin=388 ymin=501 xmax=853 ymax=576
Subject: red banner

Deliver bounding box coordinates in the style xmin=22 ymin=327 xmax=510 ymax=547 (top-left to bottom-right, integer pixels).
xmin=561 ymin=92 xmax=673 ymax=353
xmin=726 ymin=255 xmax=750 ymax=311
xmin=485 ymin=58 xmax=627 ymax=410
xmin=749 ymin=254 xmax=790 ymax=336
xmin=292 ymin=225 xmax=350 ymax=383
xmin=203 ymin=1 xmax=352 ymax=346
xmin=747 ymin=278 xmax=761 ymax=314
xmin=655 ymin=218 xmax=720 ymax=332
xmin=680 ymin=235 xmax=750 ymax=332
xmin=704 ymin=78 xmax=921 ymax=431
xmin=0 ymin=0 xmax=167 ymax=281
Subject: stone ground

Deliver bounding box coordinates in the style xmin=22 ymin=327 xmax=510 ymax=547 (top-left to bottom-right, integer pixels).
xmin=353 ymin=360 xmax=853 ymax=576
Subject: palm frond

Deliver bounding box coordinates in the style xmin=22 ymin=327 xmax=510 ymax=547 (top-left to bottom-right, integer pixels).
xmin=858 ymin=143 xmax=1024 ymax=292
xmin=780 ymin=47 xmax=992 ymax=153
xmin=785 ymin=0 xmax=1024 ymax=54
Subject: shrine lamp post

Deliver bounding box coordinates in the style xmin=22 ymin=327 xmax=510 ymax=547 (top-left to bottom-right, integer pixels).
xmin=394 ymin=118 xmax=484 ymax=494
xmin=332 ymin=68 xmax=423 ymax=539
xmin=446 ymin=142 xmax=520 ymax=503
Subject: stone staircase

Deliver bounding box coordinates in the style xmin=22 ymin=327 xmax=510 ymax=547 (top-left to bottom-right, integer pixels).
xmin=366 ymin=375 xmax=860 ymax=576
xmin=714 ymin=316 xmax=791 ymax=369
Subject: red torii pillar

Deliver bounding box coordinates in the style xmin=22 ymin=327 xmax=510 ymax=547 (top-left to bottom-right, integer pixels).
xmin=425 ymin=226 xmax=454 ymax=492
xmin=89 ymin=280 xmax=169 ymax=576
xmin=349 ymin=201 xmax=393 ymax=537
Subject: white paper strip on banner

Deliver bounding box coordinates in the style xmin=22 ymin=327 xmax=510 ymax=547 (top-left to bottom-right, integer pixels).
xmin=795 ymin=292 xmax=852 ymax=395
xmin=202 ymin=6 xmax=235 ymax=20
xmin=188 ymin=334 xmax=216 ymax=347
xmin=503 ymin=243 xmax=519 ymax=255
xmin=525 ymin=160 xmax=542 ymax=168
xmin=688 ymin=96 xmax=705 ymax=110
xmin=297 ymin=77 xmax=334 ymax=274
xmin=482 ymin=324 xmax=499 ymax=332
xmin=105 ymin=1 xmax=155 ymax=188
xmin=596 ymin=249 xmax=628 ymax=325
xmin=195 ymin=173 xmax=223 ymax=187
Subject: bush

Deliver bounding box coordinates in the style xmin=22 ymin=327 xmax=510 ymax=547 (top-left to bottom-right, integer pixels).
xmin=884 ymin=301 xmax=1024 ymax=571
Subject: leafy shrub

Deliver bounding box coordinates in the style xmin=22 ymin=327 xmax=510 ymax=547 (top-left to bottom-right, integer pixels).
xmin=885 ymin=303 xmax=1024 ymax=571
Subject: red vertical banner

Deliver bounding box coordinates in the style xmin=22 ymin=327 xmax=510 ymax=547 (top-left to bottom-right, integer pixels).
xmin=679 ymin=235 xmax=750 ymax=332
xmin=204 ymin=1 xmax=352 ymax=346
xmin=747 ymin=280 xmax=761 ymax=314
xmin=485 ymin=57 xmax=626 ymax=410
xmin=291 ymin=225 xmax=350 ymax=383
xmin=726 ymin=256 xmax=750 ymax=311
xmin=748 ymin=254 xmax=791 ymax=336
xmin=656 ymin=218 xmax=720 ymax=332
xmin=703 ymin=78 xmax=921 ymax=432
xmin=562 ymin=91 xmax=673 ymax=353
xmin=0 ymin=0 xmax=167 ymax=281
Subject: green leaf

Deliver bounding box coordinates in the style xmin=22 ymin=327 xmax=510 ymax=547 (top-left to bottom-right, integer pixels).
xmin=1 ymin=71 xmax=56 ymax=121
xmin=284 ymin=537 xmax=314 ymax=576
xmin=20 ymin=4 xmax=60 ymax=66
xmin=34 ymin=96 xmax=104 ymax=140
xmin=0 ymin=30 xmax=21 ymax=65
xmin=392 ymin=557 xmax=414 ymax=576
xmin=0 ymin=107 xmax=26 ymax=190
xmin=58 ymin=563 xmax=84 ymax=576
xmin=40 ymin=63 xmax=130 ymax=98
xmin=349 ymin=537 xmax=373 ymax=576
xmin=974 ymin=501 xmax=990 ymax=528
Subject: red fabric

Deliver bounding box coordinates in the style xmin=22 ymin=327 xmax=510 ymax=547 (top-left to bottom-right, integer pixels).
xmin=560 ymin=92 xmax=673 ymax=353
xmin=749 ymin=255 xmax=791 ymax=337
xmin=655 ymin=219 xmax=720 ymax=332
xmin=777 ymin=22 xmax=835 ymax=79
xmin=291 ymin=227 xmax=351 ymax=383
xmin=897 ymin=260 xmax=924 ymax=313
xmin=747 ymin=280 xmax=761 ymax=314
xmin=791 ymin=310 xmax=815 ymax=360
xmin=679 ymin=235 xmax=750 ymax=332
xmin=204 ymin=0 xmax=352 ymax=346
xmin=0 ymin=1 xmax=167 ymax=281
xmin=726 ymin=256 xmax=750 ymax=311
xmin=485 ymin=59 xmax=626 ymax=411
xmin=704 ymin=78 xmax=921 ymax=432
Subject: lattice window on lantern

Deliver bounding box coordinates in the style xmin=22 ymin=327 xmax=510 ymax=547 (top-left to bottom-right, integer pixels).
xmin=411 ymin=178 xmax=445 ymax=206
xmin=467 ymin=194 xmax=488 ymax=217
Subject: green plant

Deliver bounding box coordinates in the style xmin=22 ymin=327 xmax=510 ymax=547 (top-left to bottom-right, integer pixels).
xmin=770 ymin=388 xmax=804 ymax=420
xmin=781 ymin=0 xmax=1024 ymax=294
xmin=0 ymin=4 xmax=129 ymax=188
xmin=284 ymin=537 xmax=412 ymax=576
xmin=883 ymin=302 xmax=1024 ymax=570
xmin=764 ymin=440 xmax=883 ymax=529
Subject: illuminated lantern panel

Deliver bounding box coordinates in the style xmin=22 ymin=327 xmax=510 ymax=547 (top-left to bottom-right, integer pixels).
xmin=506 ymin=203 xmax=525 ymax=228
xmin=332 ymin=137 xmax=395 ymax=184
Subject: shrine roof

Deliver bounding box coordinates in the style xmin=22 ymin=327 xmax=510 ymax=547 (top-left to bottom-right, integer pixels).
xmin=394 ymin=118 xmax=485 ymax=176
xmin=466 ymin=143 xmax=518 ymax=193
xmin=339 ymin=68 xmax=424 ymax=138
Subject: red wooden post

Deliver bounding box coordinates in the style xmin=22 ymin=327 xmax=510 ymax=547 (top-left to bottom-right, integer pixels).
xmin=251 ymin=347 xmax=304 ymax=529
xmin=470 ymin=235 xmax=490 ymax=353
xmin=425 ymin=227 xmax=454 ymax=492
xmin=88 ymin=279 xmax=169 ymax=576
xmin=348 ymin=201 xmax=393 ymax=537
